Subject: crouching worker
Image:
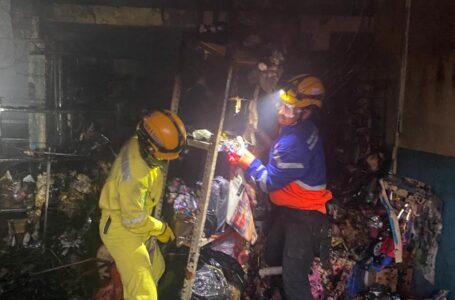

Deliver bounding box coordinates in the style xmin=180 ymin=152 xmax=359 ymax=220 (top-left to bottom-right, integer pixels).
xmin=99 ymin=109 xmax=186 ymax=300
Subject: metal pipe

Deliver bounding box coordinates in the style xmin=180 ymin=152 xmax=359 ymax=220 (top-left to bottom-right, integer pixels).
xmin=56 ymin=57 xmax=64 ymax=146
xmin=53 ymin=57 xmax=58 ymax=110
xmin=57 ymin=57 xmax=63 ymax=109
xmin=23 ymin=150 xmax=88 ymax=157
xmin=259 ymin=266 xmax=283 ymax=278
xmin=0 ymin=107 xmax=116 ymax=114
xmin=0 ymin=158 xmax=43 ymax=162
xmin=30 ymin=257 xmax=110 ymax=276
xmin=0 ymin=98 xmax=3 ymax=145
xmin=392 ymin=0 xmax=412 ymax=174
xmin=170 ymin=74 xmax=182 ymax=114
xmin=0 ymin=208 xmax=28 ymax=214
xmin=42 ymin=151 xmax=52 ymax=253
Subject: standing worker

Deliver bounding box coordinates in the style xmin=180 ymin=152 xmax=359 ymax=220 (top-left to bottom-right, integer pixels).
xmin=99 ymin=109 xmax=186 ymax=300
xmin=228 ymin=75 xmax=332 ymax=299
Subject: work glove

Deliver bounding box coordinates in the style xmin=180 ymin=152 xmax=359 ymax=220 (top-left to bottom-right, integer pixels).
xmin=156 ymin=222 xmax=175 ymax=243
xmin=226 ymin=136 xmax=256 ymax=169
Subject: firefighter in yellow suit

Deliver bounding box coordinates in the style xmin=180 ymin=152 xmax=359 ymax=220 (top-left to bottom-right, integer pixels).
xmin=99 ymin=109 xmax=187 ymax=300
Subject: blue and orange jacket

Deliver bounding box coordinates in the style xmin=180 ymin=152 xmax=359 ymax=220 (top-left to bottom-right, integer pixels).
xmin=246 ymin=120 xmax=332 ymax=214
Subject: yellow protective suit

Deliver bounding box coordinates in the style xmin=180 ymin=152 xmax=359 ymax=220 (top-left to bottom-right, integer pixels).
xmin=99 ymin=136 xmax=166 ymax=300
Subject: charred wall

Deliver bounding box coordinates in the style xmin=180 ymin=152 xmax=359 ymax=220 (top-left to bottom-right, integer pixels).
xmin=372 ymin=0 xmax=455 ymax=294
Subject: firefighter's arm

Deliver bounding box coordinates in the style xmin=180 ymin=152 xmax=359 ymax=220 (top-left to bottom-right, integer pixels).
xmin=118 ymin=176 xmax=165 ymax=236
xmin=246 ymin=135 xmax=309 ymax=193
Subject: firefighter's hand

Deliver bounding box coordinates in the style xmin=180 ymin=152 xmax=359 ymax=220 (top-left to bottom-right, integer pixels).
xmin=227 ymin=151 xmax=241 ymax=165
xmin=157 ymin=223 xmax=175 ymax=243
xmin=226 ymin=136 xmax=255 ymax=168
xmin=226 ymin=136 xmax=246 ymax=165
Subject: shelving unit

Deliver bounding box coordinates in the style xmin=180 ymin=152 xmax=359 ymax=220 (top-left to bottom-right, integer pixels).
xmin=151 ymin=44 xmax=259 ymax=299
xmin=186 ymin=138 xmax=212 ymax=151
xmin=0 ymin=102 xmax=111 ymax=251
xmin=179 ymin=65 xmax=233 ymax=299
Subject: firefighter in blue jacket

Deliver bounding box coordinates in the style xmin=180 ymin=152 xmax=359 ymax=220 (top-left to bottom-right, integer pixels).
xmin=229 ymin=75 xmax=332 ymax=299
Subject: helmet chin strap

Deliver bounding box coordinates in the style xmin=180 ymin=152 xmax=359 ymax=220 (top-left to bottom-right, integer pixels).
xmin=143 ymin=150 xmax=166 ymax=169
xmin=150 ymin=157 xmax=166 ymax=169
xmin=138 ymin=134 xmax=166 ymax=168
xmin=300 ymin=108 xmax=312 ymax=120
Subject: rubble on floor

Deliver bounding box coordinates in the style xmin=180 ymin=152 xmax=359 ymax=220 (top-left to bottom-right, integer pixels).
xmin=0 ymin=163 xmax=109 ymax=299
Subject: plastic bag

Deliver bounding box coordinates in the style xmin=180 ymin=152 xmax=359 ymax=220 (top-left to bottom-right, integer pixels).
xmin=227 ymin=170 xmax=257 ymax=243
xmin=192 ymin=264 xmax=229 ymax=300
xmin=200 ymin=248 xmax=246 ymax=290
xmin=205 ymin=176 xmax=229 ymax=236
xmin=166 ymin=178 xmax=198 ymax=246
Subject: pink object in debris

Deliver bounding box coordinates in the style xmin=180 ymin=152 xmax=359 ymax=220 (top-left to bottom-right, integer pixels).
xmin=309 ymin=262 xmax=324 ymax=300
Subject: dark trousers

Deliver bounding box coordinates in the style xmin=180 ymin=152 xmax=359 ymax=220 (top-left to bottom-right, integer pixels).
xmin=265 ymin=207 xmax=330 ymax=300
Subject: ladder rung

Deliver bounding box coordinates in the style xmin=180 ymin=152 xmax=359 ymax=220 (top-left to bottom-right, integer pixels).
xmin=0 ymin=208 xmax=28 ymax=214
xmin=198 ymin=237 xmax=216 ymax=247
xmin=187 ymin=139 xmax=212 ymax=150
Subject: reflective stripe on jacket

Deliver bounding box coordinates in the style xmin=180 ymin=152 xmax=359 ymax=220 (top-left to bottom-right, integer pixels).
xmin=99 ymin=136 xmax=165 ymax=235
xmin=246 ymin=120 xmax=332 ymax=213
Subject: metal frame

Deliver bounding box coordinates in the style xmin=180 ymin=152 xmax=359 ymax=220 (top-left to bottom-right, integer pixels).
xmin=179 ymin=66 xmax=233 ymax=299
xmin=41 ymin=151 xmax=52 ymax=253
xmin=153 ymin=74 xmax=181 ymax=220
xmin=392 ymin=0 xmax=412 ymax=174
xmin=149 ymin=44 xmax=234 ymax=300
xmin=153 ymin=38 xmax=184 ymax=221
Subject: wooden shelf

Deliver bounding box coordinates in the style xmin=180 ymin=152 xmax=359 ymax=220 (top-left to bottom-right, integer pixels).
xmin=186 ymin=138 xmax=212 ymax=151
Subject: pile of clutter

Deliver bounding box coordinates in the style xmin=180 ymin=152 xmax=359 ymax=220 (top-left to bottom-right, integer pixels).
xmin=0 ymin=162 xmax=110 ymax=299
xmin=319 ymin=82 xmax=445 ymax=299
xmin=0 ymin=170 xmax=43 ymax=249
xmin=165 ymin=169 xmax=258 ymax=299
xmin=320 ymin=83 xmax=444 ymax=299
xmin=55 ymin=171 xmax=96 ymax=220
xmin=322 ymin=175 xmax=444 ymax=299
xmin=0 ymin=163 xmax=108 ymax=248
xmin=237 ymin=82 xmax=446 ymax=299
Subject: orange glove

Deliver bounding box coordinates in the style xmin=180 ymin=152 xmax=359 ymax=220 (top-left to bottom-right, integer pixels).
xmin=228 ymin=149 xmax=256 ymax=169
xmin=156 ymin=223 xmax=175 ymax=243
xmin=240 ymin=150 xmax=256 ymax=169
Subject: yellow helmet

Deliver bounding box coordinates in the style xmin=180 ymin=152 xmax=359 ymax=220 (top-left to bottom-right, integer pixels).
xmin=279 ymin=74 xmax=325 ymax=108
xmin=136 ymin=109 xmax=186 ymax=161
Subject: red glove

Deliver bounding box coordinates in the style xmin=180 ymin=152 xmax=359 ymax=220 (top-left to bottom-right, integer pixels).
xmin=226 ymin=136 xmax=256 ymax=169
xmin=228 ymin=149 xmax=256 ymax=169
xmin=227 ymin=151 xmax=242 ymax=165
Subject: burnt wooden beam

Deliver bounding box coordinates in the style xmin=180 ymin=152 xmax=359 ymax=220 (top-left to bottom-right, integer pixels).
xmin=45 ymin=3 xmax=228 ymax=28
